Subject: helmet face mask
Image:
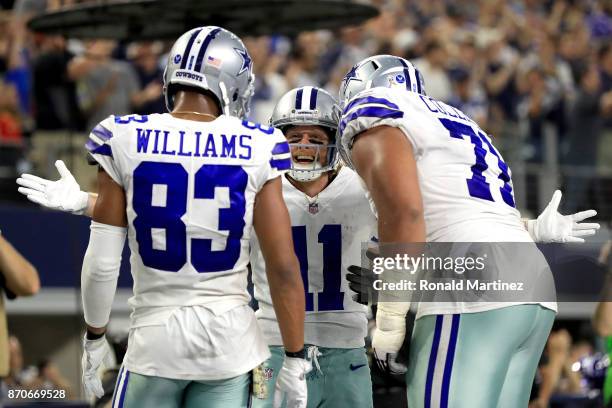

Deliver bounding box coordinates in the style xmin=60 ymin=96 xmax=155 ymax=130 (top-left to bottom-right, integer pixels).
xmin=163 ymin=26 xmax=255 ymax=118
xmin=285 ymin=126 xmax=335 ymax=182
xmin=270 ymin=87 xmax=341 ymax=182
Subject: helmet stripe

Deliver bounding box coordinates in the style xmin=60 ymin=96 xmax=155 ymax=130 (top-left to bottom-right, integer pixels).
xmin=398 ymin=59 xmax=412 ymax=91
xmin=180 ymin=28 xmax=203 ymax=69
xmin=309 ymin=87 xmax=318 ymax=110
xmin=194 ymin=27 xmax=222 ymax=72
xmin=415 ymin=70 xmax=422 ymax=94
xmin=295 ymin=88 xmax=304 ymax=109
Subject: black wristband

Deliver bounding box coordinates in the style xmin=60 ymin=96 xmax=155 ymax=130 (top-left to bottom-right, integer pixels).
xmin=285 ymin=348 xmax=306 ymax=359
xmin=86 ymin=329 xmax=105 ymax=340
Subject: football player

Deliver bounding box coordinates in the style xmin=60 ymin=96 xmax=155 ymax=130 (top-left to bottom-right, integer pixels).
xmin=337 ymin=55 xmax=600 ymax=407
xmin=17 ymin=78 xmax=598 ymax=408
xmin=20 ymin=26 xmax=310 ymax=408
xmin=249 ymin=86 xmax=377 ymax=408
xmin=18 ymin=86 xmax=379 ymax=407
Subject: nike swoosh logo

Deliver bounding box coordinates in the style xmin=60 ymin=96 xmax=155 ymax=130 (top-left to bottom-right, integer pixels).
xmin=349 ymin=363 xmax=367 ymax=371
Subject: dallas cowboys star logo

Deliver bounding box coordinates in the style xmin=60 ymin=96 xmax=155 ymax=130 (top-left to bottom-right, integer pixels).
xmin=235 ymin=48 xmax=252 ymax=75
xmin=343 ymin=64 xmax=359 ymax=85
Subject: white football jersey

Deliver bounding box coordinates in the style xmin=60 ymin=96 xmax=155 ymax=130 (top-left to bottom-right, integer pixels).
xmin=251 ymin=167 xmax=377 ymax=348
xmin=340 ymin=87 xmax=556 ymax=316
xmin=87 ymin=113 xmax=292 ymax=328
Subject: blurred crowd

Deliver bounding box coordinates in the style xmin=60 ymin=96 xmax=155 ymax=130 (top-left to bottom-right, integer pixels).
xmin=0 ymin=0 xmax=610 ymax=214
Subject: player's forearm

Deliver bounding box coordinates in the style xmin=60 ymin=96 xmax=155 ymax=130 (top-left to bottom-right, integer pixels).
xmin=267 ymin=263 xmax=306 ymax=353
xmin=378 ymin=207 xmax=426 ymax=244
xmin=0 ymin=235 xmax=40 ymax=296
xmin=81 ymin=222 xmax=126 ymax=328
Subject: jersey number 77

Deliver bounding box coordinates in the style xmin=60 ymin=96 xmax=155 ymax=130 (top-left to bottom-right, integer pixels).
xmin=440 ymin=118 xmax=515 ymax=208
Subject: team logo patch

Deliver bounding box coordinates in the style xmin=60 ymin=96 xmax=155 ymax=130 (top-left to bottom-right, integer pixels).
xmin=308 ymin=202 xmax=319 ymax=214
xmin=235 ymin=48 xmax=252 ymax=75
xmin=173 ymin=54 xmax=182 ymax=64
xmin=263 ymin=367 xmax=274 ymax=381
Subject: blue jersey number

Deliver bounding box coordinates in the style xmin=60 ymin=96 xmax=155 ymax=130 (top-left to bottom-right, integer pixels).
xmin=292 ymin=224 xmax=344 ymax=312
xmin=439 ymin=118 xmax=515 ymax=207
xmin=133 ymin=161 xmax=247 ymax=272
xmin=241 ymin=120 xmax=275 ymax=135
xmin=115 ymin=114 xmax=148 ymax=124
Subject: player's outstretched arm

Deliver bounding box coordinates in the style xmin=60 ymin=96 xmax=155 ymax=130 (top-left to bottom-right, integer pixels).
xmin=16 ymin=160 xmax=98 ymax=217
xmin=253 ymin=176 xmax=309 ymax=407
xmin=80 ymin=168 xmax=126 ymax=399
xmin=350 ymin=125 xmax=426 ymax=361
xmin=524 ymin=190 xmax=600 ymax=243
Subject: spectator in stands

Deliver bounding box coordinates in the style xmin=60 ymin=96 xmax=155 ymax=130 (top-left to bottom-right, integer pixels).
xmin=563 ymin=62 xmax=604 ymax=213
xmin=0 ymin=81 xmax=22 ymax=145
xmin=285 ymin=32 xmax=324 ymax=89
xmin=245 ymin=36 xmax=288 ymax=124
xmin=448 ymin=68 xmax=489 ymax=129
xmin=0 ymin=233 xmax=39 ymax=384
xmin=1 ymin=336 xmax=73 ymax=401
xmin=32 ymin=35 xmax=83 ymax=132
xmin=413 ymin=40 xmax=452 ymax=102
xmin=517 ymin=65 xmax=564 ymax=164
xmin=68 ymin=40 xmax=162 ymax=131
xmin=127 ymin=42 xmax=164 ymax=115
xmin=28 ymin=359 xmax=74 ymax=399
xmin=599 ymin=44 xmax=612 ymax=183
xmin=481 ymin=33 xmax=522 ymax=159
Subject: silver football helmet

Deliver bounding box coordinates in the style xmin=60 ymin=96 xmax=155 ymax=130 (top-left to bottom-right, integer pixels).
xmin=338 ymin=54 xmax=426 ymax=110
xmin=270 ymin=86 xmax=340 ymax=182
xmin=163 ymin=26 xmax=254 ymax=118
xmin=336 ymin=55 xmax=425 ymax=167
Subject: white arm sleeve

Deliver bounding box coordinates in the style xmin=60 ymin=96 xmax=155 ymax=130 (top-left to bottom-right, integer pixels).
xmin=81 ymin=221 xmax=127 ymax=328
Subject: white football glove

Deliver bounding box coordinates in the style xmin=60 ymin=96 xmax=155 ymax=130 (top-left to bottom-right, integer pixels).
xmin=81 ymin=334 xmax=114 ymax=399
xmin=372 ymin=300 xmax=409 ymax=353
xmin=273 ymin=356 xmax=311 ymax=408
xmin=371 ymin=300 xmax=409 ymax=377
xmin=16 ymin=160 xmax=89 ymax=215
xmin=527 ymin=190 xmax=600 ymax=243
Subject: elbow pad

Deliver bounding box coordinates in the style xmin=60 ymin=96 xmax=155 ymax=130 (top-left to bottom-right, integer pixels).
xmin=81 ymin=221 xmax=126 ymax=328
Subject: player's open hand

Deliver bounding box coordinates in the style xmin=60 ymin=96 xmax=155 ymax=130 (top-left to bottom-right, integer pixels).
xmin=273 ymin=357 xmax=311 ymax=408
xmin=528 ymin=190 xmax=600 ymax=243
xmin=17 ymin=160 xmax=89 ymax=215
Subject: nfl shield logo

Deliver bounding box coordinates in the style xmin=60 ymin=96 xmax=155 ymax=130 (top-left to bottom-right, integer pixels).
xmin=308 ymin=203 xmax=319 ymax=214
xmin=263 ymin=368 xmax=274 ymax=381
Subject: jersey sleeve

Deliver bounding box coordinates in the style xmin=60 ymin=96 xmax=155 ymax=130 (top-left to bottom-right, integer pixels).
xmin=85 ymin=116 xmax=123 ymax=186
xmin=265 ymin=128 xmax=292 ymax=182
xmin=339 ymin=88 xmax=414 ymax=164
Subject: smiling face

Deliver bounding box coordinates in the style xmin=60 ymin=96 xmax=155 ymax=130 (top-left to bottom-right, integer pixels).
xmin=285 ymin=125 xmax=331 ymax=168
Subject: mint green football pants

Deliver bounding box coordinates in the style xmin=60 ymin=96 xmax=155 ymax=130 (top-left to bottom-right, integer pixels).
xmin=110 ymin=366 xmax=250 ymax=408
xmin=251 ymin=345 xmax=373 ymax=408
xmin=406 ymin=304 xmax=555 ymax=408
